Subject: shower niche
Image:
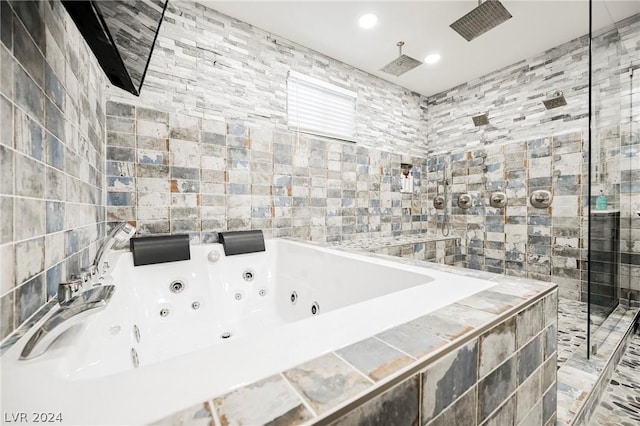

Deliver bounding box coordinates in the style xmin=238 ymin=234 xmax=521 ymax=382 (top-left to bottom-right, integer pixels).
xmin=400 ymin=163 xmax=414 ymax=193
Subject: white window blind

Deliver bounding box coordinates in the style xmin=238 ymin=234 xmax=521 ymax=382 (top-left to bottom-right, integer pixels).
xmin=287 ymin=71 xmax=357 ymax=141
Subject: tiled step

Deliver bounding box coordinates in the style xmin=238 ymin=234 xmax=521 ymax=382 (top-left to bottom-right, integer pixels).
xmin=556 ymin=306 xmax=639 ymax=425
xmin=587 ymin=330 xmax=640 ymax=425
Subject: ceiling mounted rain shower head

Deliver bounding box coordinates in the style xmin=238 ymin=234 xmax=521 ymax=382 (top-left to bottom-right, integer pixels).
xmin=472 ymin=113 xmax=490 ymax=126
xmin=380 ymin=41 xmax=422 ymax=77
xmin=543 ymin=91 xmax=568 ymax=109
xmin=450 ymin=0 xmax=513 ymax=42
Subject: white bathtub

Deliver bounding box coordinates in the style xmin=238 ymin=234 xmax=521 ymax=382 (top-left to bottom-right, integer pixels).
xmin=1 ymin=239 xmax=497 ymax=425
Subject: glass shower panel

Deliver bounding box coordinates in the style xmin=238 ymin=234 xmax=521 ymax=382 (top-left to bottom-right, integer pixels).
xmin=618 ymin=22 xmax=639 ymax=308
xmin=588 ymin=3 xmax=639 ymax=355
xmin=589 ymin=14 xmax=622 ymax=318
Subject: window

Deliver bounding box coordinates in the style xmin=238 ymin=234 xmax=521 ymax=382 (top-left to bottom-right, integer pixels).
xmin=287 ymin=70 xmax=358 ymax=141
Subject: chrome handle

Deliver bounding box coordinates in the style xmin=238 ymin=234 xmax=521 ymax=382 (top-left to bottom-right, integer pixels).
xmin=530 ymin=190 xmax=553 ymax=208
xmin=489 ymin=191 xmax=508 ymax=208
xmin=72 ymin=271 xmax=91 ymax=284
xmin=58 ymin=279 xmax=83 ymax=305
xmin=457 ymin=194 xmax=472 ymax=209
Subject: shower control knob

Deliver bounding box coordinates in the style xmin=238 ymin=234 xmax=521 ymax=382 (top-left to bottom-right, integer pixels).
xmin=489 ymin=191 xmax=507 ymax=208
xmin=530 ymin=190 xmax=553 ymax=209
xmin=433 ymin=195 xmax=445 ymax=210
xmin=457 ymin=194 xmax=472 ymax=209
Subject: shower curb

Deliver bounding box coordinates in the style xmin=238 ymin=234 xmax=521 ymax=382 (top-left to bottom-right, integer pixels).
xmin=556 ymin=306 xmax=640 ymax=426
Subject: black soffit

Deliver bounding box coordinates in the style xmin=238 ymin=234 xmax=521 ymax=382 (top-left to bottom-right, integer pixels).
xmin=62 ymin=1 xmax=168 ymax=96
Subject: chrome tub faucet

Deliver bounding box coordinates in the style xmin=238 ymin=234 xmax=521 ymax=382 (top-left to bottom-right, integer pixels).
xmin=18 ymin=223 xmax=135 ymax=360
xmin=20 ymin=285 xmax=116 ymax=360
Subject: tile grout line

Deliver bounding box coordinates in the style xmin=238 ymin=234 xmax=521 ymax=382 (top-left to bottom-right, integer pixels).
xmin=208 ymin=398 xmax=222 ymax=426
xmin=511 ymin=353 xmax=557 ymax=426
xmin=332 ymin=351 xmax=376 ymax=386
xmin=372 ymin=335 xmax=418 ymax=361
xmin=279 ymin=372 xmax=318 ymax=419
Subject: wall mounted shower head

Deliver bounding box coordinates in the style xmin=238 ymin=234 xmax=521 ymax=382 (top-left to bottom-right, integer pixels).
xmin=450 ymin=0 xmax=513 ymax=42
xmin=380 ymin=41 xmax=422 ymax=77
xmin=472 ymin=113 xmax=490 ymax=126
xmin=543 ymin=91 xmax=568 ymax=109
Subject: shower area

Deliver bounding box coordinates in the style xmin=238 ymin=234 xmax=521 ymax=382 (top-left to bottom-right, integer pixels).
xmin=421 ymin=1 xmax=638 ymax=422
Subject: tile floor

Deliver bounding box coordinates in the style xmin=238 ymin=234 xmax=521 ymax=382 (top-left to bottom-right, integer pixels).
xmin=557 ymin=298 xmax=610 ymax=367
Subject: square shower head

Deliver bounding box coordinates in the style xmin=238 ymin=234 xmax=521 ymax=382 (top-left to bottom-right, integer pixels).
xmin=472 ymin=113 xmax=490 ymax=126
xmin=450 ymin=0 xmax=513 ymax=42
xmin=543 ymin=93 xmax=568 ymax=109
xmin=380 ymin=55 xmax=423 ymax=77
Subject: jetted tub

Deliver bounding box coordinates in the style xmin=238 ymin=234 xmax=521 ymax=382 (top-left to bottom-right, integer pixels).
xmin=1 ymin=239 xmax=498 ymax=425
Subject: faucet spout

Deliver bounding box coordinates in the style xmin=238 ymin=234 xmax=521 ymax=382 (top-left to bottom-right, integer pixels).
xmin=20 ymin=285 xmax=116 ymax=360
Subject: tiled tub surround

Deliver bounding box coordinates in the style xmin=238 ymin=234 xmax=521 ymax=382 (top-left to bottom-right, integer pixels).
xmin=0 ymin=0 xmax=107 ymax=342
xmin=329 ymin=234 xmax=465 ymax=267
xmin=155 ymin=250 xmax=558 ymax=426
xmin=0 ymin=240 xmax=557 ymax=425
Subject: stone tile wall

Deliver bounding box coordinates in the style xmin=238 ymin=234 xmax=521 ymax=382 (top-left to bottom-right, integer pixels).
xmin=0 ymin=0 xmax=106 ymax=341
xmin=103 ymin=1 xmax=437 ymax=242
xmin=104 ymin=4 xmax=638 ymax=303
xmin=424 ymin=131 xmax=587 ymax=301
xmin=105 ymin=1 xmax=429 ymax=157
xmin=423 ymin=15 xmax=639 ymax=305
xmin=104 ymin=103 xmax=431 ymax=242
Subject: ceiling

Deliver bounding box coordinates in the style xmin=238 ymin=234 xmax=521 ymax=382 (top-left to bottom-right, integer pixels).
xmin=206 ymin=1 xmax=639 ymax=97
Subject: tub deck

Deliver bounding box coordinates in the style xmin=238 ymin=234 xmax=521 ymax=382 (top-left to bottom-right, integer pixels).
xmin=1 ymin=239 xmax=557 ymax=426
xmin=155 ymin=245 xmax=557 ymax=426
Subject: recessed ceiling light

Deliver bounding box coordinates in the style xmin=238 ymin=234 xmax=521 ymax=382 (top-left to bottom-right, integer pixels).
xmin=424 ymin=53 xmax=441 ymax=64
xmin=359 ymin=13 xmax=378 ymax=29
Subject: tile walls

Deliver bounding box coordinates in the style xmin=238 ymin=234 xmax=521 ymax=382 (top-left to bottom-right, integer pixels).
xmin=105 ymin=1 xmax=429 ymax=157
xmin=104 ymin=103 xmax=431 ymax=242
xmin=1 ymin=0 xmax=637 ymax=349
xmin=424 ymin=131 xmax=587 ymax=301
xmin=0 ymin=1 xmax=106 ymax=340
xmin=103 ymin=0 xmax=433 ymax=243
xmin=590 ymin=15 xmax=640 ymax=307
xmin=104 ymin=2 xmax=638 ymax=303
xmin=422 ymin=15 xmax=640 ymax=305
